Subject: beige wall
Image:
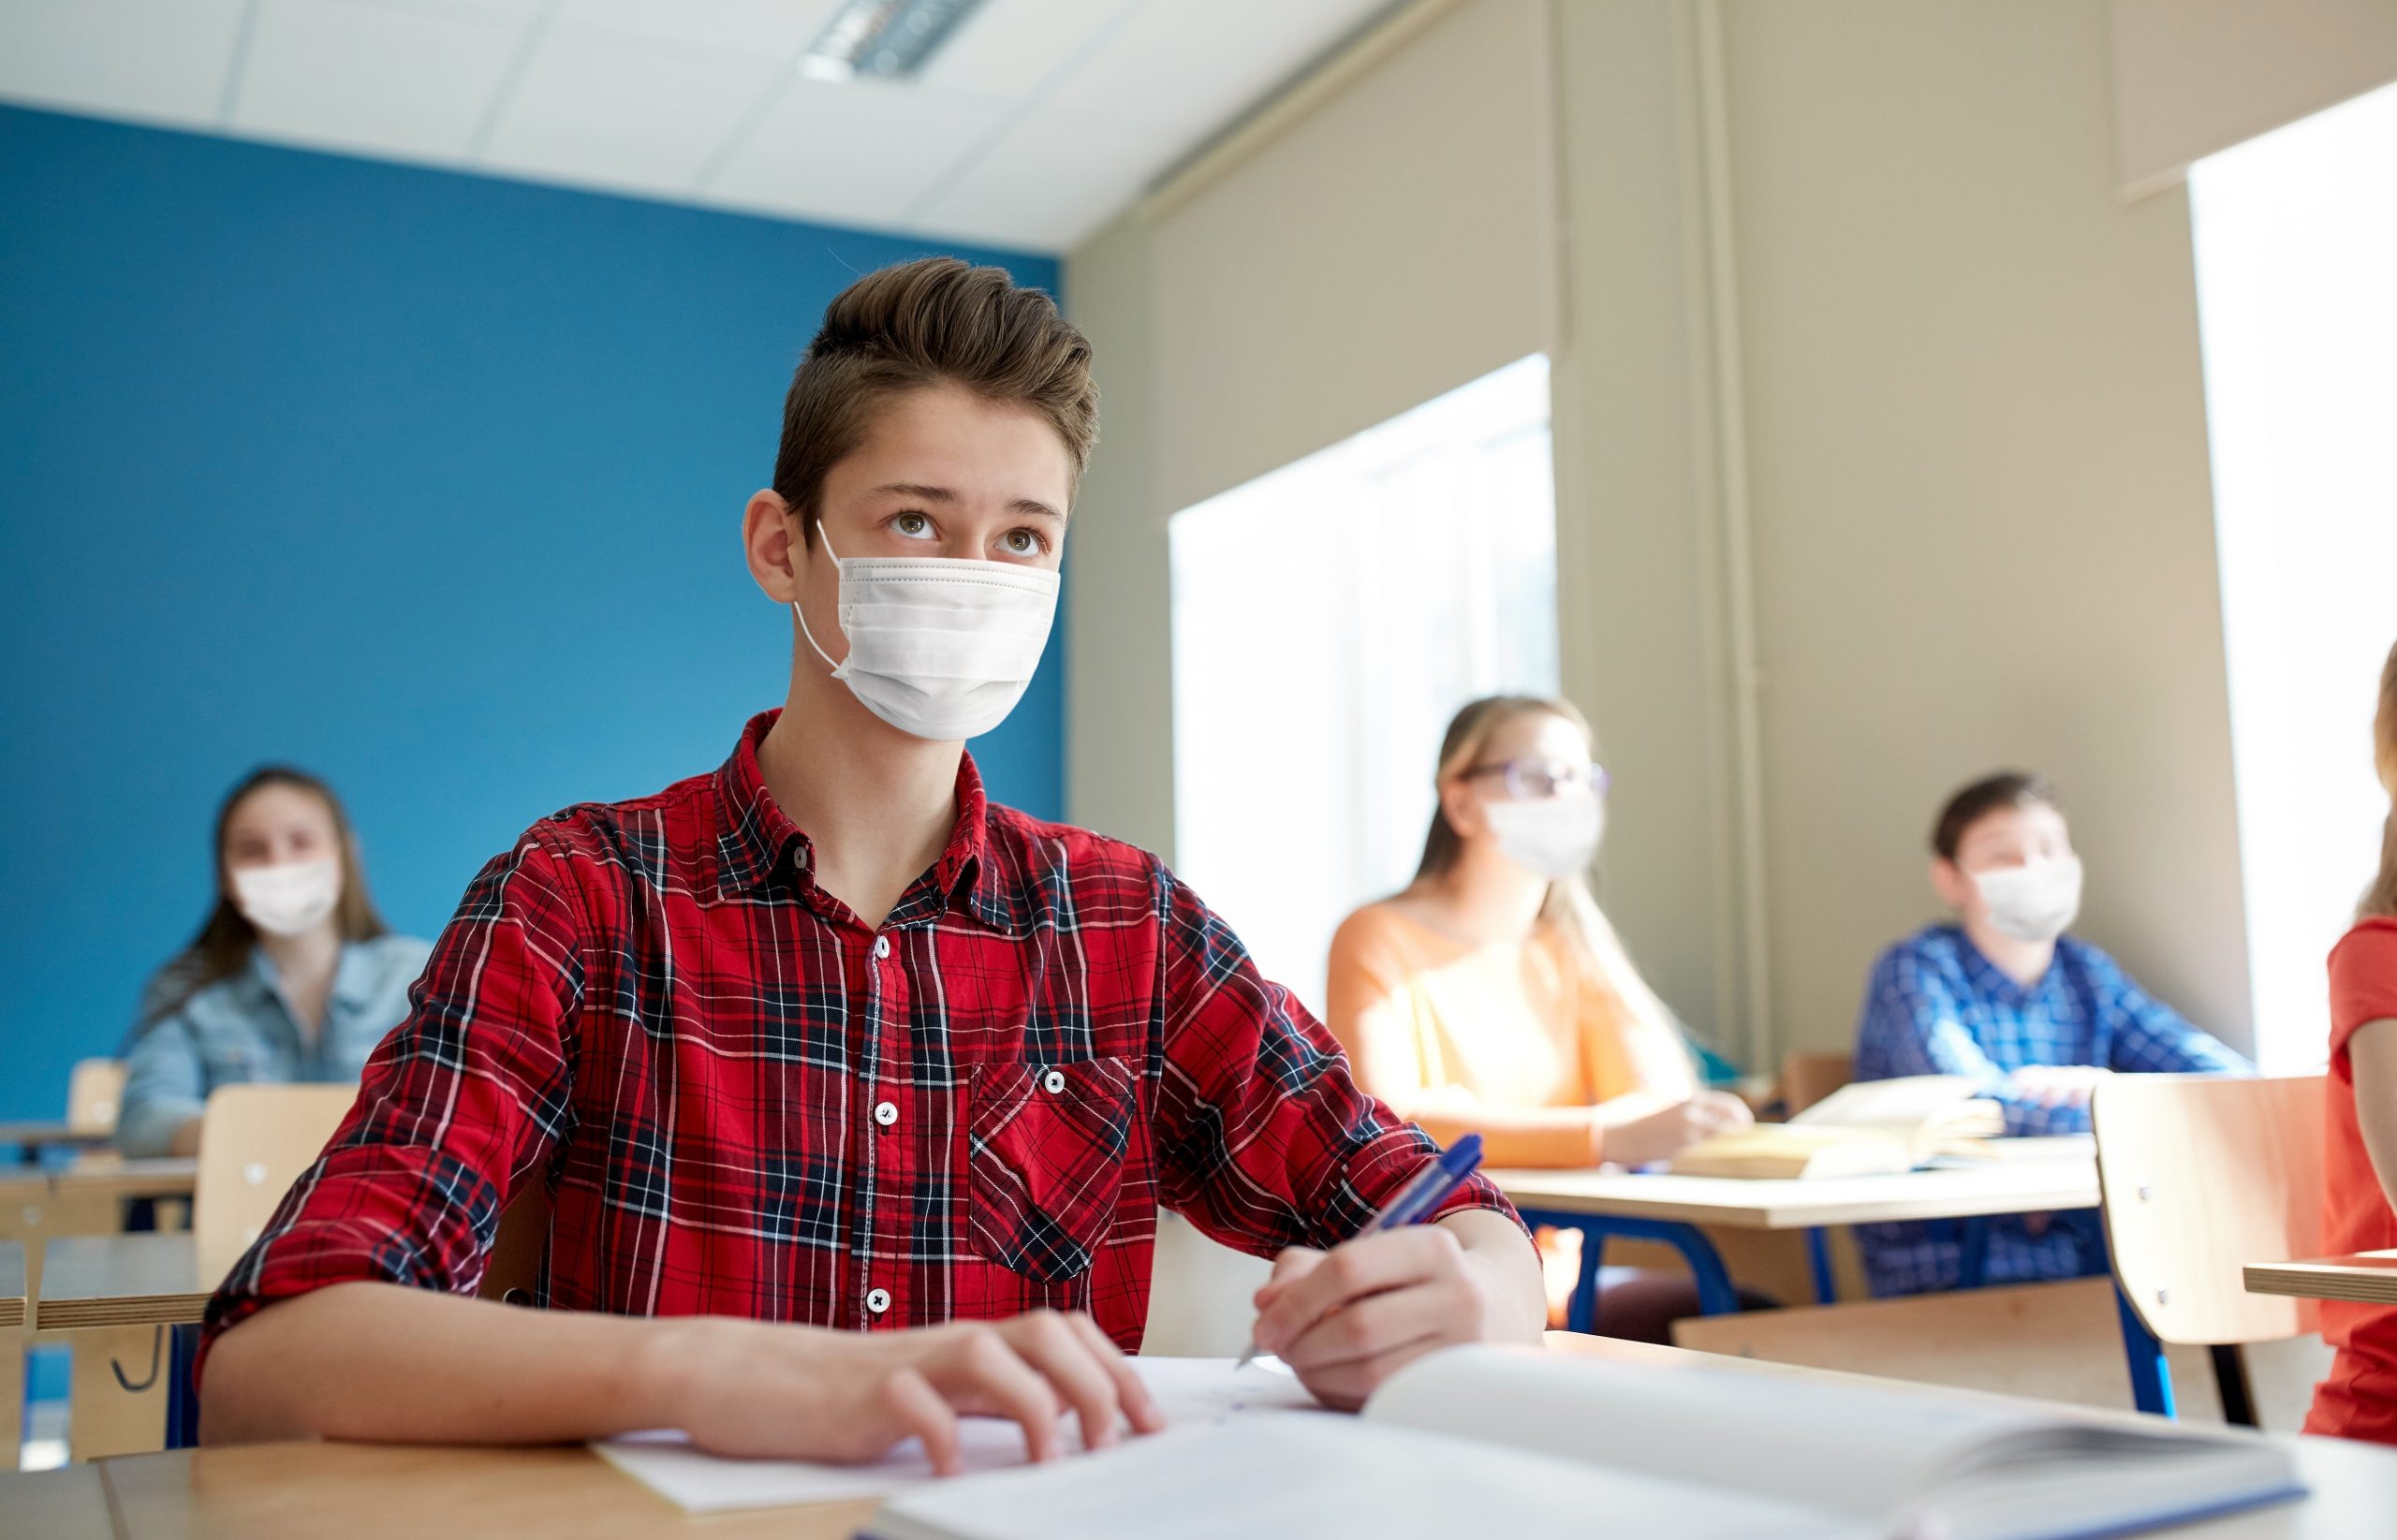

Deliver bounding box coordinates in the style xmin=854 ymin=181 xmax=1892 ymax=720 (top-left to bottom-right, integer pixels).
xmin=2110 ymin=0 xmax=2397 ymax=198
xmin=1714 ymin=0 xmax=2250 ymax=1054
xmin=1066 ymin=0 xmax=2257 ymax=1065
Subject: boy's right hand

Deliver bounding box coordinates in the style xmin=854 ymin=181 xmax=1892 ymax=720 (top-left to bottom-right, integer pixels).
xmin=644 ymin=1309 xmax=1166 ymax=1473
xmin=1597 ymin=1091 xmax=1753 ymax=1166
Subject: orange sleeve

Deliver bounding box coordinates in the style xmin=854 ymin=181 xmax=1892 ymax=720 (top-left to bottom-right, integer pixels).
xmin=1325 ymin=908 xmax=1598 ymax=1167
xmin=2330 ymin=918 xmax=2397 ymax=1062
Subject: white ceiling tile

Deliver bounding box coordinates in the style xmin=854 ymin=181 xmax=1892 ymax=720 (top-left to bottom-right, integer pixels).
xmin=0 ymin=0 xmax=1397 ymax=249
xmin=709 ymin=75 xmax=1011 ymax=234
xmin=911 ymin=106 xmax=1173 ymax=251
xmin=232 ymin=0 xmax=524 ymax=159
xmin=914 ymin=0 xmax=1135 ymax=98
xmin=0 ymin=0 xmax=247 ymax=128
xmin=553 ymin=0 xmax=840 ymax=58
xmin=356 ymin=0 xmax=549 ymax=22
xmin=1048 ymin=0 xmax=1377 ymax=140
xmin=478 ymin=22 xmax=787 ymax=194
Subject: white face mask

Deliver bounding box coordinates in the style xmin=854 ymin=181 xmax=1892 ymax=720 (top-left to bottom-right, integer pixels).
xmin=1973 ymin=856 xmax=2082 ymax=944
xmin=793 ymin=528 xmax=1059 ymax=742
xmin=1481 ymin=789 xmax=1605 ymax=880
xmin=231 ymin=858 xmax=341 ymax=938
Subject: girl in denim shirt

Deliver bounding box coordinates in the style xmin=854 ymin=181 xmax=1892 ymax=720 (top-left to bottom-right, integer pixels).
xmin=118 ymin=767 xmax=429 ymax=1157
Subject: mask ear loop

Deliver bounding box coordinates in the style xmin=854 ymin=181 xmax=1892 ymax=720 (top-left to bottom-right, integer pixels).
xmin=790 ymin=521 xmax=847 ymax=677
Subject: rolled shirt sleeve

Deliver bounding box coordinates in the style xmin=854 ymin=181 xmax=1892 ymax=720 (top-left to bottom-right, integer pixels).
xmin=117 ymin=1013 xmax=209 ymax=1159
xmin=1150 ymin=871 xmax=1521 ymax=1255
xmin=198 ymin=834 xmax=585 ymax=1379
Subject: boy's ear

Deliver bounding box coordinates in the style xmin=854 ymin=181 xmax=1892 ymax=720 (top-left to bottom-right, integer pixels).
xmin=1930 ymin=857 xmax=1971 ymax=910
xmin=743 ymin=490 xmax=804 ymax=603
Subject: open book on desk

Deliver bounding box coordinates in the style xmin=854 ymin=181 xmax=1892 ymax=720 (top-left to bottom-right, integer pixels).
xmin=594 ymin=1356 xmax=1327 ymax=1513
xmin=871 ymin=1346 xmax=2303 ymax=1540
xmin=1671 ymin=1074 xmax=2017 ymax=1178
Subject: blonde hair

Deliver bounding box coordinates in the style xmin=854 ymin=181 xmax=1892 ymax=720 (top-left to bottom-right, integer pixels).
xmin=2365 ymin=638 xmax=2397 ymax=921
xmin=1415 ymin=696 xmax=1697 ymax=1091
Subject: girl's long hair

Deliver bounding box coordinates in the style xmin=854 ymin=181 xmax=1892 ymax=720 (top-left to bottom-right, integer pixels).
xmin=142 ymin=767 xmax=390 ymax=1024
xmin=1413 ymin=696 xmax=1697 ymax=1093
xmin=2364 ymin=639 xmax=2397 ymax=921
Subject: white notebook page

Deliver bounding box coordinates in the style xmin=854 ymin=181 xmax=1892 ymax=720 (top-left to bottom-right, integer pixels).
xmin=596 ymin=1355 xmax=1323 ymax=1514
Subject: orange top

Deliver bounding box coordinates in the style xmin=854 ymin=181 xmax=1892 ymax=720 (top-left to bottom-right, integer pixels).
xmin=2305 ymin=915 xmax=2397 ymax=1445
xmin=1324 ymin=902 xmax=1696 ymax=1167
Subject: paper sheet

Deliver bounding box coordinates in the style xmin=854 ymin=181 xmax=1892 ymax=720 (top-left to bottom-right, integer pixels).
xmin=870 ymin=1416 xmax=1873 ymax=1540
xmin=595 ymin=1355 xmax=1324 ymax=1514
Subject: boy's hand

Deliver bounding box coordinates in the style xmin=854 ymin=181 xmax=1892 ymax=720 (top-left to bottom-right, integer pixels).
xmin=1246 ymin=1220 xmax=1527 ymax=1411
xmin=2008 ymin=1063 xmax=2111 ymax=1108
xmin=647 ymin=1309 xmax=1165 ymax=1472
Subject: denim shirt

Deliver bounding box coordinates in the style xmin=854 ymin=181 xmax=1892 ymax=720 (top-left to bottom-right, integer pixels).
xmin=117 ymin=934 xmax=433 ymax=1157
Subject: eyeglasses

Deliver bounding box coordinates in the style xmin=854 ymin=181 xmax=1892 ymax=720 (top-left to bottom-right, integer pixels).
xmin=1460 ymin=758 xmax=1610 ymax=801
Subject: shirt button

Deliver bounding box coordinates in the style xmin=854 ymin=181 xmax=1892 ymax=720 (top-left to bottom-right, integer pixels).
xmin=1042 ymin=1068 xmax=1066 ymax=1094
xmin=873 ymin=935 xmax=891 ymax=961
xmin=865 ymin=1287 xmax=891 ymax=1316
xmin=874 ymin=1099 xmax=898 ymax=1128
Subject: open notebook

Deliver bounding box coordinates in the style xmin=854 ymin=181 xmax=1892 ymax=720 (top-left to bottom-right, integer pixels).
xmin=1669 ymin=1074 xmax=2017 ymax=1179
xmin=867 ymin=1348 xmax=2303 ymax=1540
xmin=595 ymin=1356 xmax=1329 ymax=1512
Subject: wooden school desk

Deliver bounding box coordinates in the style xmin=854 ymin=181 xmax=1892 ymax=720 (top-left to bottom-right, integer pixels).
xmin=1 ymin=1338 xmax=2389 ymax=1538
xmin=1 ymin=1239 xmax=23 ymax=1466
xmin=2244 ymin=1251 xmax=2397 ymax=1307
xmin=0 ymin=1122 xmax=112 ymax=1166
xmin=48 ymin=1158 xmax=199 ymax=1210
xmin=1493 ymin=1158 xmax=2102 ymax=1318
xmin=0 ymin=1239 xmax=25 ymax=1329
xmin=37 ymin=1233 xmax=209 ymax=1451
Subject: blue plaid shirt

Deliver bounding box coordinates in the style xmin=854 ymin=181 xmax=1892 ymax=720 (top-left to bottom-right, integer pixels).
xmin=1851 ymin=925 xmax=2250 ymax=1296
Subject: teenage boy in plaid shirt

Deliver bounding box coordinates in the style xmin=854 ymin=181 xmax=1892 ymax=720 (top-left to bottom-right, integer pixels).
xmin=201 ymin=258 xmax=1542 ymax=1468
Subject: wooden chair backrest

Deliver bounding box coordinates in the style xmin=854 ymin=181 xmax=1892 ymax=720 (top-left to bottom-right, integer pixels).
xmin=2093 ymin=1073 xmax=2326 ymax=1346
xmin=1780 ymin=1051 xmax=1855 ymax=1116
xmin=66 ymin=1058 xmax=128 ymax=1135
xmin=194 ymin=1084 xmax=358 ymax=1285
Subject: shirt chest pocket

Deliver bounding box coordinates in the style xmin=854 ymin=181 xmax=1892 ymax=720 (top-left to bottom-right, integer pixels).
xmin=966 ymin=1056 xmax=1138 ymax=1284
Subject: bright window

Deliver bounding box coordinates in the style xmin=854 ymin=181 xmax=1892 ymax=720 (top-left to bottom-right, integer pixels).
xmin=2190 ymin=81 xmax=2397 ymax=1072
xmin=1169 ymin=354 xmax=1559 ymax=1017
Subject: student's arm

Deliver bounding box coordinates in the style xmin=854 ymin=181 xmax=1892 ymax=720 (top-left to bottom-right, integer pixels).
xmin=2090 ymin=947 xmax=2254 ymax=1076
xmin=1154 ymin=877 xmax=1542 ymax=1410
xmin=116 ymin=1013 xmax=207 ymax=1159
xmin=1857 ymin=949 xmax=2085 ymax=1136
xmin=2349 ymin=1019 xmax=2397 ymax=1215
xmin=204 ymin=1281 xmax=1158 ymax=1466
xmin=203 ymin=836 xmax=1157 ymax=1461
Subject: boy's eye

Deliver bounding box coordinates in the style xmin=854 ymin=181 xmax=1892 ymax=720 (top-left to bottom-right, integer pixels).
xmin=1001 ymin=528 xmax=1044 ymax=556
xmin=893 ymin=512 xmax=934 ymax=538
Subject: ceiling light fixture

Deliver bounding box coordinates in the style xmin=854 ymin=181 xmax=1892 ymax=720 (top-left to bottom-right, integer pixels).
xmin=798 ymin=0 xmax=989 ymax=83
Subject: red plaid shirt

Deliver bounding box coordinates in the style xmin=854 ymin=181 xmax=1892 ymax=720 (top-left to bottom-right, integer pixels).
xmin=202 ymin=711 xmax=1514 ymax=1373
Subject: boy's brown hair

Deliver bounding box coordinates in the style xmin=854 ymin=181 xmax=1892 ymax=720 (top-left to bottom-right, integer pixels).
xmin=773 ymin=257 xmax=1096 ymax=542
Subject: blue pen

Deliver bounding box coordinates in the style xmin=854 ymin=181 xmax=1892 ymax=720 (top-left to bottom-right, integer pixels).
xmin=1234 ymin=1133 xmax=1485 ymax=1371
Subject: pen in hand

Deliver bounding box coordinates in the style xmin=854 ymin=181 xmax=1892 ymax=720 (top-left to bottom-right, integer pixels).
xmin=1233 ymin=1133 xmax=1485 ymax=1371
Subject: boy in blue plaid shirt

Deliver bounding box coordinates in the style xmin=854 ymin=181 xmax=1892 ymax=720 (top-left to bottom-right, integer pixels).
xmin=1852 ymin=772 xmax=2249 ymax=1296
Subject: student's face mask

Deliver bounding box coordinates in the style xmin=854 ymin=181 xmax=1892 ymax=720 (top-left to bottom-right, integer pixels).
xmin=230 ymin=858 xmax=342 ymax=938
xmin=792 ymin=525 xmax=1059 ymax=742
xmin=1481 ymin=788 xmax=1605 ymax=880
xmin=1972 ymin=856 xmax=2082 ymax=944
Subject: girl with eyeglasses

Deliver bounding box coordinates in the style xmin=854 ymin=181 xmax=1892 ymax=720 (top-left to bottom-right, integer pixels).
xmin=1325 ymin=695 xmax=1756 ymax=1336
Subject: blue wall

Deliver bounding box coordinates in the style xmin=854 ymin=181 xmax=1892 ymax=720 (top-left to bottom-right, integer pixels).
xmin=0 ymin=106 xmax=1065 ymax=1121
